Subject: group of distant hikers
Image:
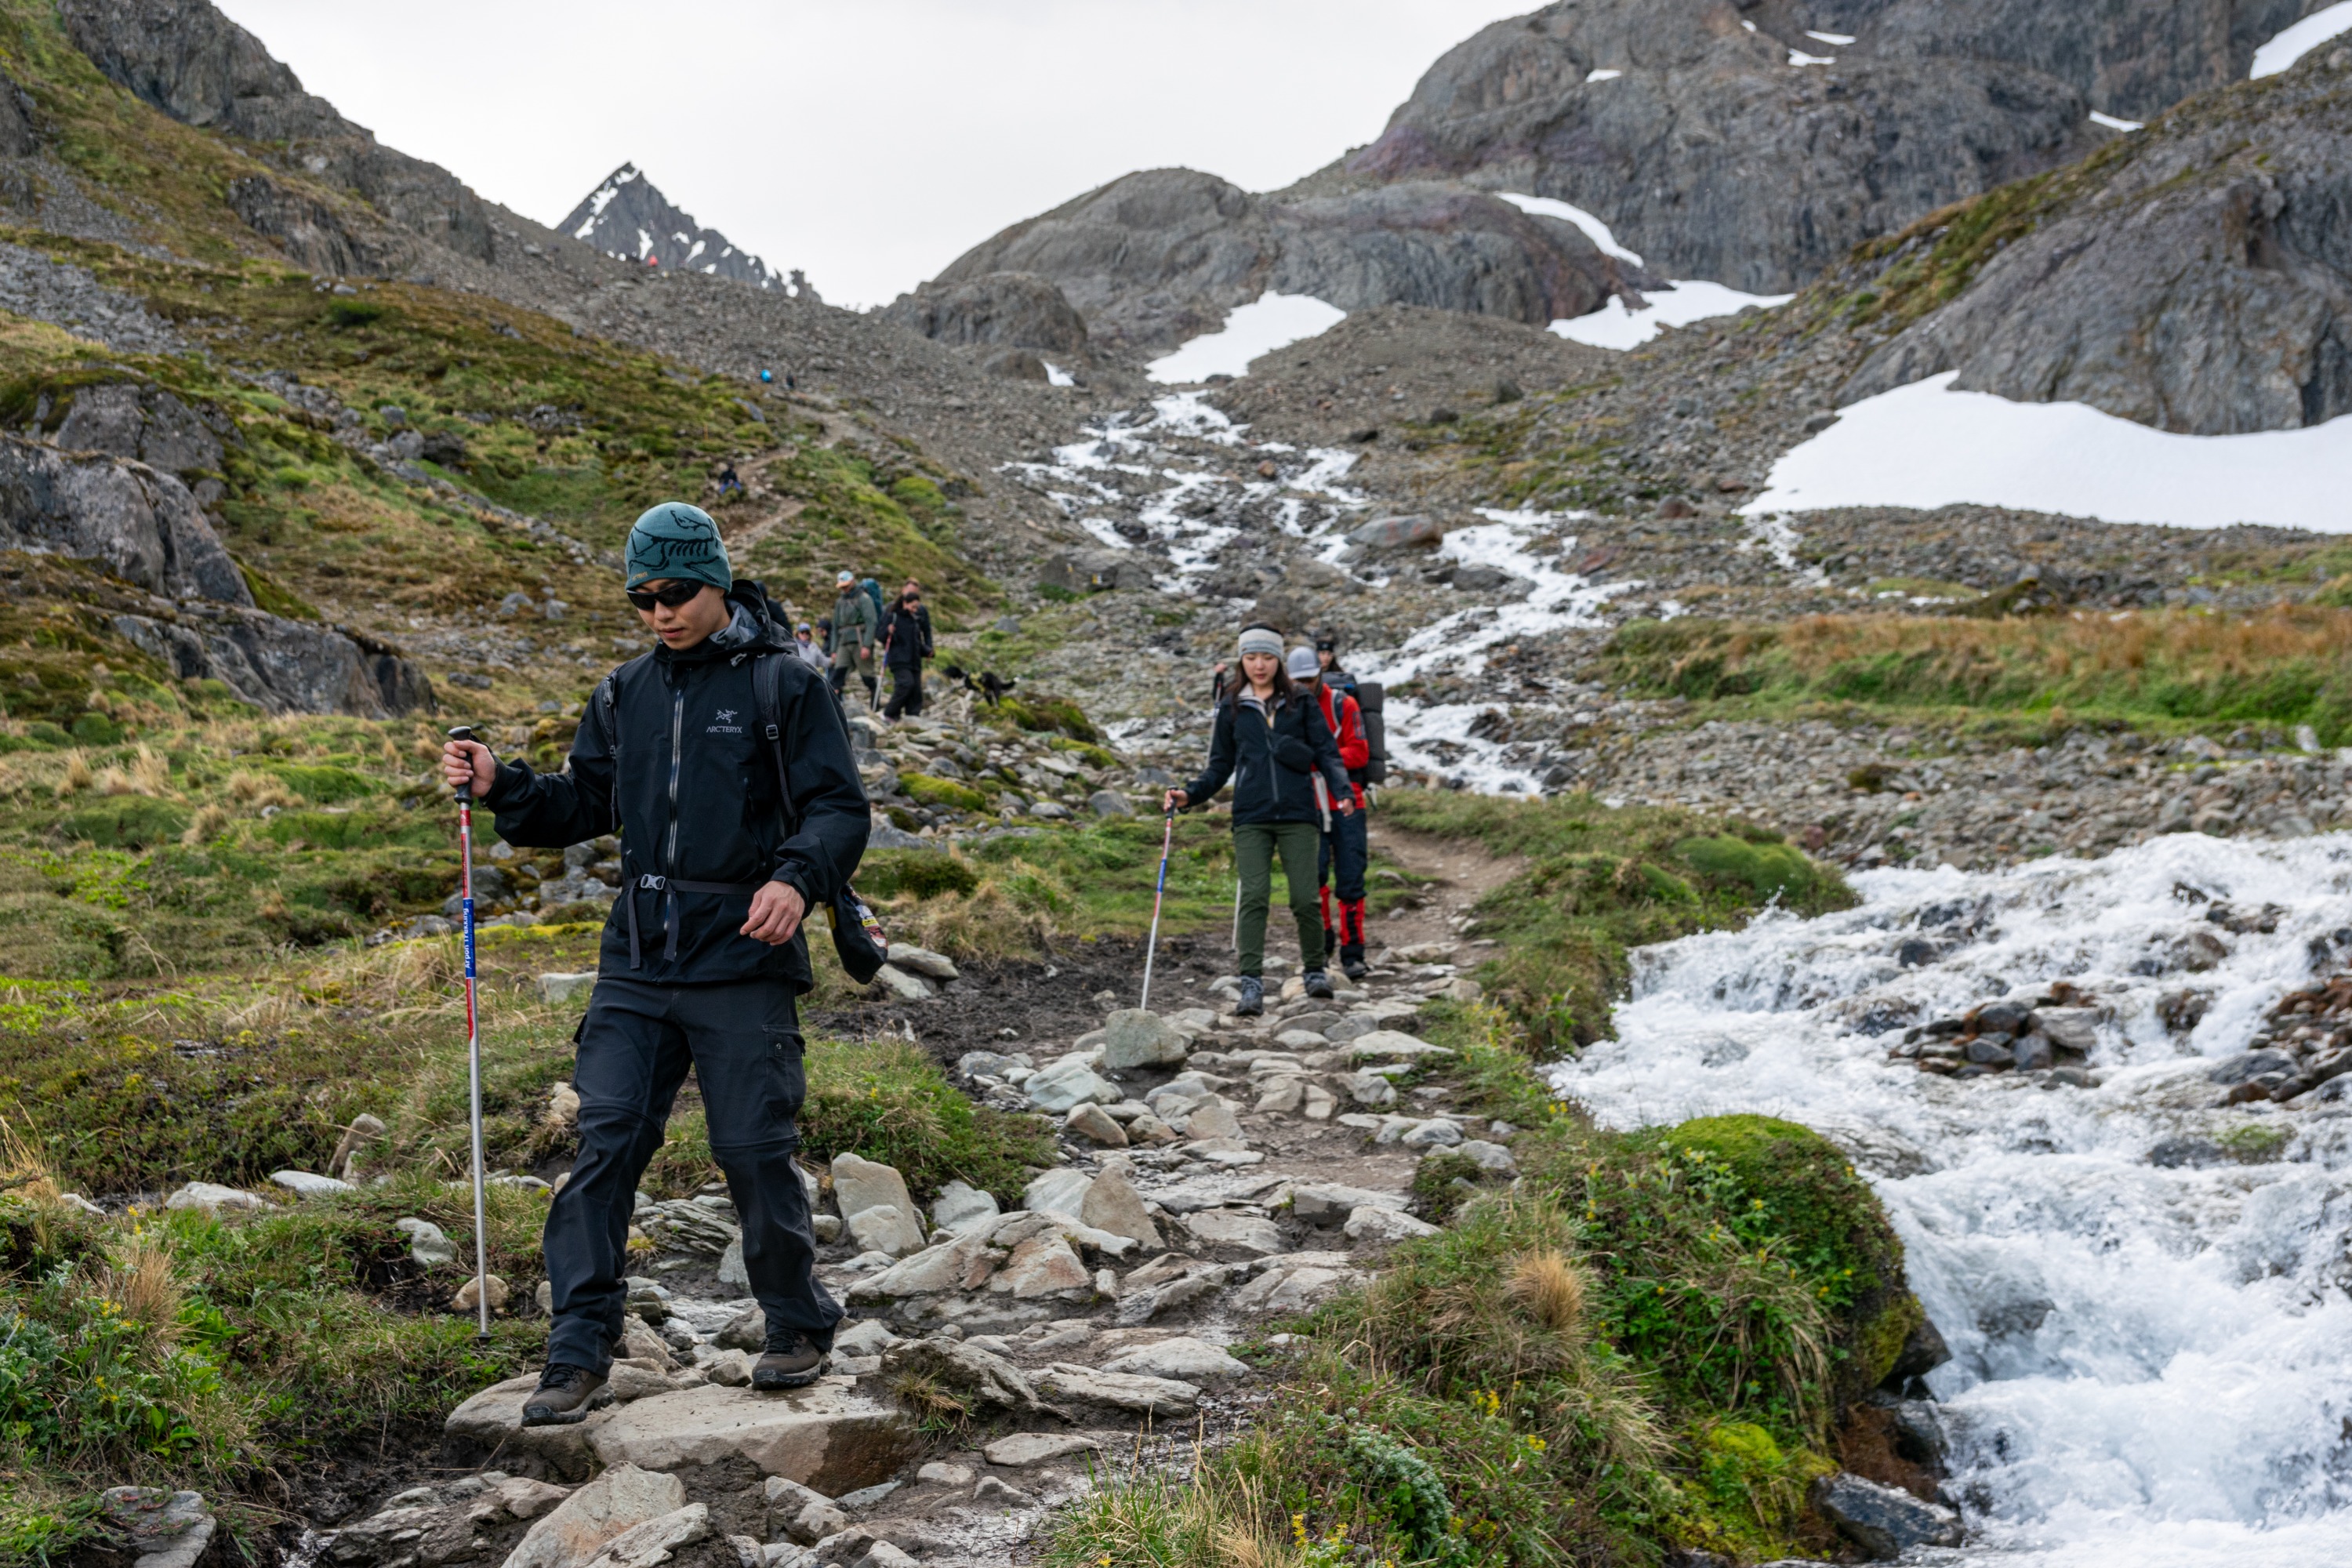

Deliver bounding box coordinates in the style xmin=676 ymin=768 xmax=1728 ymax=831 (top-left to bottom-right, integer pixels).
xmin=436 ymin=499 xmax=1385 ymax=1427
xmin=777 ymin=568 xmax=935 ymax=720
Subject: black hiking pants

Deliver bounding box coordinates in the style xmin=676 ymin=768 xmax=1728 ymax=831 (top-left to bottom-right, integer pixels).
xmin=884 ymin=665 xmax=924 ymax=719
xmin=543 ymin=975 xmax=840 ymax=1374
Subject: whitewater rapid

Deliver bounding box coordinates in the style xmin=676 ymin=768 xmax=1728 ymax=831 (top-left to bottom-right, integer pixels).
xmin=1552 ymin=832 xmax=2352 ymax=1565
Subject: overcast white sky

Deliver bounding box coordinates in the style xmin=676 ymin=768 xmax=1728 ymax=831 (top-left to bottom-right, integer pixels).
xmin=212 ymin=2 xmax=1535 ymax=309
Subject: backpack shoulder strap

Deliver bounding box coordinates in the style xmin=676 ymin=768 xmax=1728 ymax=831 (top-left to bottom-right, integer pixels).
xmin=754 ymin=650 xmax=789 ymax=801
xmin=593 ymin=668 xmax=620 ymax=756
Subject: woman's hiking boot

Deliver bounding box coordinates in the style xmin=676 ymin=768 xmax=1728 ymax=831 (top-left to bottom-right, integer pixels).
xmin=1304 ymin=969 xmax=1334 ymax=1000
xmin=520 ymin=1363 xmax=612 ymax=1426
xmin=754 ymin=1332 xmax=828 ymax=1390
xmin=1235 ymin=976 xmax=1265 ymax=1016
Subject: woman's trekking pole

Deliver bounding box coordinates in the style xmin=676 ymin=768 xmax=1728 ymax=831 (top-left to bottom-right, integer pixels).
xmin=447 ymin=726 xmax=492 ymax=1340
xmin=1139 ymin=808 xmax=1176 ymax=1011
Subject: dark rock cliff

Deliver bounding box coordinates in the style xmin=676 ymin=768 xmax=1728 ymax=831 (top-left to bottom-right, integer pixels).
xmin=1835 ymin=45 xmax=2352 ymax=434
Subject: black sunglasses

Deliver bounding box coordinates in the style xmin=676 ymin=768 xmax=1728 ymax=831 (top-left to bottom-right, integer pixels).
xmin=626 ymin=581 xmax=706 ymax=611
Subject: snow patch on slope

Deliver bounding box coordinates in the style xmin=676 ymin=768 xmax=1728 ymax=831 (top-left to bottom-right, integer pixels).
xmin=1145 ymin=294 xmax=1348 ymax=383
xmin=1747 ymin=372 xmax=2352 ymax=531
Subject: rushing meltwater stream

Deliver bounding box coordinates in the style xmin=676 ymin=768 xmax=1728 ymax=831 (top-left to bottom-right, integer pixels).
xmin=1552 ymin=833 xmax=2352 ymax=1565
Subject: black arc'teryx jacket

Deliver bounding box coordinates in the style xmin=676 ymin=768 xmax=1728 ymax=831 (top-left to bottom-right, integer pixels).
xmin=485 ymin=584 xmax=870 ymax=990
xmin=1183 ymin=685 xmax=1350 ymax=825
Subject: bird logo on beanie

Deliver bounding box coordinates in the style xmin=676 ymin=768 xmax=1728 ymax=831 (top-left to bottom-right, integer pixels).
xmin=626 ymin=503 xmax=733 ymax=590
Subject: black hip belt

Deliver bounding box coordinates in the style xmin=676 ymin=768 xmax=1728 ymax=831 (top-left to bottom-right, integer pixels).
xmin=625 ymin=873 xmax=769 ymax=967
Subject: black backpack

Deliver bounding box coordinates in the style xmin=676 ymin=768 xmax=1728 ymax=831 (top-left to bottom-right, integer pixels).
xmin=1330 ymin=672 xmax=1388 ymax=786
xmin=589 ymin=603 xmax=888 ymax=983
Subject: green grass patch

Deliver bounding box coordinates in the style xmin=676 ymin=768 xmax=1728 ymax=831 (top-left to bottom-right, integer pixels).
xmin=1381 ymin=789 xmax=1852 ymax=1049
xmin=1607 ymin=609 xmax=2352 ymax=742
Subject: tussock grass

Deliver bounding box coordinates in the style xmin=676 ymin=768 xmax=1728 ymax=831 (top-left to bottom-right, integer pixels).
xmin=1611 ymin=608 xmax=2352 ymax=740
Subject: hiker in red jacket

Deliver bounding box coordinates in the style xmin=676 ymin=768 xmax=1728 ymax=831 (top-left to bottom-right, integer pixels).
xmin=1290 ymin=646 xmax=1372 ymax=978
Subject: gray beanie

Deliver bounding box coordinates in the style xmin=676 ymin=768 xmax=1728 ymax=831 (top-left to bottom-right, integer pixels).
xmin=625 ymin=502 xmax=731 ymax=590
xmin=1237 ymin=627 xmax=1283 ymax=659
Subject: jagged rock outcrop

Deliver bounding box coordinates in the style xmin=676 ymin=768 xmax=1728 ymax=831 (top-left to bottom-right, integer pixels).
xmin=0 ymin=67 xmax=36 ymax=158
xmin=0 ymin=434 xmax=249 ymax=604
xmin=0 ymin=435 xmax=433 ymax=716
xmin=884 ymin=272 xmax=1089 ymax=354
xmin=558 ymin=163 xmax=787 ymax=288
xmin=57 ymin=0 xmax=495 ymax=263
xmin=1838 ymin=45 xmax=2352 ymax=434
xmin=113 ymin=604 xmax=433 ymax=717
xmin=1344 ymin=0 xmax=2105 ymax=294
xmin=930 ymin=168 xmax=1650 ymax=350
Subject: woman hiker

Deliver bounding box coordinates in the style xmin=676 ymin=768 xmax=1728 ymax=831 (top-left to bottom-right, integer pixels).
xmin=880 ymin=583 xmax=935 ymax=720
xmin=1164 ymin=625 xmax=1354 ymax=1016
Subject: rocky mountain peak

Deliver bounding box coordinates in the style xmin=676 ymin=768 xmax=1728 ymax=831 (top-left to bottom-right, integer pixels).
xmin=558 ymin=162 xmax=803 ymax=292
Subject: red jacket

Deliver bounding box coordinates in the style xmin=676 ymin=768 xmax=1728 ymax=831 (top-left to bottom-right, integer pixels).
xmin=1316 ymin=684 xmax=1369 ymax=807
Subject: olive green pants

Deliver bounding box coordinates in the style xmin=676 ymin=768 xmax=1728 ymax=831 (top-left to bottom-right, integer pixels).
xmin=1234 ymin=820 xmax=1323 ymax=978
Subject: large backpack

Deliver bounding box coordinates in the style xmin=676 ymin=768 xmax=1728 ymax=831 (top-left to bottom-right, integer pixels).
xmin=860 ymin=577 xmax=885 ymax=623
xmin=1352 ymin=679 xmax=1388 ymax=785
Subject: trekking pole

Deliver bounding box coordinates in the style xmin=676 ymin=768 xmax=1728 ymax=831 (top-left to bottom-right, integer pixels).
xmin=871 ymin=626 xmax=891 ymax=715
xmin=446 ymin=726 xmax=492 ymax=1340
xmin=1139 ymin=807 xmax=1176 ymax=1011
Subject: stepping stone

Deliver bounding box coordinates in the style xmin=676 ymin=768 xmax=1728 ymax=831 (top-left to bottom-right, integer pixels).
xmin=1289 ymin=1182 xmax=1408 ymax=1223
xmin=1100 ymin=1336 xmax=1252 ymax=1382
xmin=1078 ymin=1167 xmax=1162 ymax=1249
xmin=1023 ymin=1168 xmax=1094 ymax=1219
xmin=588 ymin=1385 xmax=920 ymax=1495
xmin=1345 ymin=1205 xmax=1441 ymax=1246
xmin=930 ymin=1181 xmax=1000 ymax=1236
xmin=1185 ymin=1210 xmax=1285 ymax=1256
xmin=1036 ymin=1363 xmax=1200 ymax=1417
xmin=506 ymin=1464 xmax=684 ymax=1568
xmin=270 ymin=1170 xmax=353 ymax=1198
xmin=1101 ymin=1009 xmax=1188 ymax=1069
xmin=982 ymin=1432 xmax=1103 ymax=1468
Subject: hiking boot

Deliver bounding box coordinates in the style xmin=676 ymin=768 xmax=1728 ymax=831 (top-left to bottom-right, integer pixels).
xmin=753 ymin=1333 xmax=827 ymax=1391
xmin=1304 ymin=969 xmax=1334 ymax=1000
xmin=1234 ymin=976 xmax=1265 ymax=1017
xmin=1341 ymin=946 xmax=1370 ymax=981
xmin=520 ymin=1363 xmax=612 ymax=1427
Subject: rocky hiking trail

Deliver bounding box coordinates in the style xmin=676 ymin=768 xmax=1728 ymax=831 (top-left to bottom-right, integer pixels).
xmin=296 ymin=833 xmax=1515 ymax=1568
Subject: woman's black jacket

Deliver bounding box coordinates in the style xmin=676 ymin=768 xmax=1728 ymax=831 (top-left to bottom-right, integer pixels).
xmin=881 ymin=604 xmax=933 ymax=670
xmin=1182 ymin=686 xmax=1351 ymax=826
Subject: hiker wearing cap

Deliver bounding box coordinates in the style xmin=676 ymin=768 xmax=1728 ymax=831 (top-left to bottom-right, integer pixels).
xmin=880 ymin=583 xmax=934 ymax=720
xmin=1165 ymin=625 xmax=1354 ymax=1015
xmin=439 ymin=501 xmax=868 ymax=1425
xmin=826 ymin=569 xmax=878 ymax=702
xmin=1298 ymin=645 xmax=1373 ymax=979
xmin=792 ymin=621 xmax=826 ymax=673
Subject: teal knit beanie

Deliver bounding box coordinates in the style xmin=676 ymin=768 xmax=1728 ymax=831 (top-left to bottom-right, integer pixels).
xmin=624 ymin=502 xmax=731 ymax=590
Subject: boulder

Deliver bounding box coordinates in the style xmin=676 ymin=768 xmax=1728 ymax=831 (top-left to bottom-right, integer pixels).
xmin=1022 ymin=1168 xmax=1094 ymax=1220
xmin=989 ymin=1231 xmax=1092 ymax=1298
xmin=1064 ymin=1102 xmax=1128 ymax=1146
xmin=1185 ymin=1098 xmax=1244 ymax=1142
xmin=1229 ymin=1261 xmax=1361 ymax=1314
xmin=639 ymin=1200 xmax=740 ymax=1256
xmin=845 ymin=1204 xmax=926 ymax=1259
xmin=1184 ymin=1209 xmax=1285 ymax=1255
xmin=1077 ymin=1167 xmax=1162 ymax=1249
xmin=395 ymin=1217 xmax=456 ymax=1268
xmin=871 ymin=964 xmax=933 ymax=1001
xmin=270 ymin=1169 xmax=353 ymax=1199
xmin=931 ymin=1180 xmax=1001 ymax=1236
xmin=446 ymin=1376 xmax=612 ymax=1481
xmin=100 ymin=1489 xmax=213 ymax=1568
xmin=983 ymin=1432 xmax=1103 ymax=1468
xmin=0 ymin=434 xmax=248 ymax=603
xmin=830 ymin=1153 xmax=916 ymax=1229
xmin=1811 ymin=1472 xmax=1962 ymax=1559
xmin=884 ymin=945 xmax=959 ymax=981
xmin=1346 ymin=514 xmax=1444 ymax=552
xmin=1035 ymin=1363 xmax=1200 ymax=1417
xmin=1100 ymin=1336 xmax=1251 ymax=1383
xmin=589 ymin=1385 xmax=920 ymax=1495
xmin=1345 ymin=1206 xmax=1441 ymax=1247
xmin=1289 ymin=1182 xmax=1409 ymax=1224
xmin=1101 ymin=1009 xmax=1189 ymax=1069
xmin=503 ymin=1464 xmax=684 ymax=1568
xmin=165 ymin=1181 xmax=267 ymax=1215
xmin=1400 ymin=1119 xmax=1463 ymax=1149
xmin=1040 ymin=548 xmax=1154 ymax=595
xmin=455 ymin=1273 xmax=510 ymax=1313
xmin=113 ymin=603 xmax=434 ymax=718
xmin=574 ymin=1505 xmax=708 ymax=1568
xmin=878 ymin=1336 xmax=1047 ymax=1416
xmin=845 ymin=1230 xmax=1003 ymax=1303
xmin=1025 ymin=1055 xmax=1122 ymax=1112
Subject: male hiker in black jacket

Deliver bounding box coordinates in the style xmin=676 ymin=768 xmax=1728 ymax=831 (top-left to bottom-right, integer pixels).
xmin=440 ymin=502 xmax=869 ymax=1425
